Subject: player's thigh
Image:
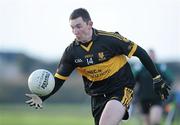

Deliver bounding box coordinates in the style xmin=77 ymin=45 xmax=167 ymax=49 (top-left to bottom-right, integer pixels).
xmin=99 ymin=100 xmax=126 ymax=125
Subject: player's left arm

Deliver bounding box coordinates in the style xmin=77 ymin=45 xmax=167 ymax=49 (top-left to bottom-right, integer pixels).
xmin=107 ymin=33 xmax=170 ymax=100
xmin=133 ymin=46 xmax=171 ymax=100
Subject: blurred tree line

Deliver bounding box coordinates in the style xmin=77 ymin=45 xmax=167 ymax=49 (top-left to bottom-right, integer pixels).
xmin=0 ymin=52 xmax=179 ymax=104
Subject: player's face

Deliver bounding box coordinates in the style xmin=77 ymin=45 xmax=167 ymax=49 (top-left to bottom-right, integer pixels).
xmin=70 ymin=17 xmax=92 ymax=42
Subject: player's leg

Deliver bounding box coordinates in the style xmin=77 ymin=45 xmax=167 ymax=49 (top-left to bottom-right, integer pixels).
xmin=99 ymin=99 xmax=126 ymax=125
xmin=99 ymin=87 xmax=133 ymax=125
xmin=150 ymin=105 xmax=163 ymax=125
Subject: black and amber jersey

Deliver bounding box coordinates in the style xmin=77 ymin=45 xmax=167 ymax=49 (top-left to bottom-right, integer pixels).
xmin=55 ymin=28 xmax=137 ymax=95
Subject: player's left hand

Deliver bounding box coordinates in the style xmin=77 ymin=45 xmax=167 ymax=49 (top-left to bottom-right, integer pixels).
xmin=153 ymin=75 xmax=171 ymax=100
xmin=25 ymin=94 xmax=43 ymax=109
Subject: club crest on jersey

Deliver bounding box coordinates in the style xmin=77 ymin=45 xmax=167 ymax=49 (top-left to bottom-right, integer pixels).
xmin=98 ymin=52 xmax=106 ymax=61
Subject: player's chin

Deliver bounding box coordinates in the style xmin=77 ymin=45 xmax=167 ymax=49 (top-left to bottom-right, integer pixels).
xmin=76 ymin=37 xmax=81 ymax=41
xmin=76 ymin=36 xmax=83 ymax=41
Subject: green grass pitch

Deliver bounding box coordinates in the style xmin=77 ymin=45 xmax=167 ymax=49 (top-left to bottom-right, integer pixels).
xmin=0 ymin=104 xmax=179 ymax=125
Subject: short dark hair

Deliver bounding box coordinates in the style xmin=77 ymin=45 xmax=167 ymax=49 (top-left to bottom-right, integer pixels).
xmin=69 ymin=8 xmax=91 ymax=23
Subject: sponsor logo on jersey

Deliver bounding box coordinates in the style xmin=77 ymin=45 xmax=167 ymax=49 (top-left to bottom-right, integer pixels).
xmin=75 ymin=58 xmax=83 ymax=63
xmin=85 ymin=54 xmax=93 ymax=58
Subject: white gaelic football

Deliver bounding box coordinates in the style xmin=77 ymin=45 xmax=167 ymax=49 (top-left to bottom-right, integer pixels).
xmin=28 ymin=69 xmax=55 ymax=96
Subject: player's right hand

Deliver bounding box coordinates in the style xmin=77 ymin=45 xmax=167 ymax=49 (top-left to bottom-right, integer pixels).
xmin=25 ymin=94 xmax=43 ymax=109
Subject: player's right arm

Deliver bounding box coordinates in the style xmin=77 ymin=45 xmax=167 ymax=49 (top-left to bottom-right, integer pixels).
xmin=26 ymin=46 xmax=75 ymax=109
xmin=133 ymin=46 xmax=171 ymax=100
xmin=25 ymin=77 xmax=66 ymax=109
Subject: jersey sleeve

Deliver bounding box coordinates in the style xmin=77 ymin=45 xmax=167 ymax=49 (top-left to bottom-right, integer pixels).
xmin=108 ymin=32 xmax=137 ymax=58
xmin=55 ymin=46 xmax=75 ymax=80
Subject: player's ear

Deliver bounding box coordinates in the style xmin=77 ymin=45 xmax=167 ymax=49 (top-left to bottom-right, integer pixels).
xmin=88 ymin=21 xmax=93 ymax=27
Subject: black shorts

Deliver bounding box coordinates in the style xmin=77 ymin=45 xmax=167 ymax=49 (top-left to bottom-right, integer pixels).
xmin=139 ymin=99 xmax=162 ymax=114
xmin=91 ymin=86 xmax=134 ymax=125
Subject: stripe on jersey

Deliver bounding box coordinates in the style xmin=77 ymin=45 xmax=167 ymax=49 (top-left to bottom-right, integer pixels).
xmin=54 ymin=73 xmax=68 ymax=80
xmin=98 ymin=32 xmax=125 ymax=41
xmin=77 ymin=55 xmax=127 ymax=82
xmin=128 ymin=43 xmax=137 ymax=58
xmin=97 ymin=30 xmax=137 ymax=58
xmin=121 ymin=87 xmax=133 ymax=106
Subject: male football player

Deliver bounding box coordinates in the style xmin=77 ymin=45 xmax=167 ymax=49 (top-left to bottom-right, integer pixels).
xmin=26 ymin=8 xmax=170 ymax=125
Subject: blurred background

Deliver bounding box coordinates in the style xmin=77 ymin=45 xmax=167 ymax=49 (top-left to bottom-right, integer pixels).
xmin=0 ymin=0 xmax=179 ymax=125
